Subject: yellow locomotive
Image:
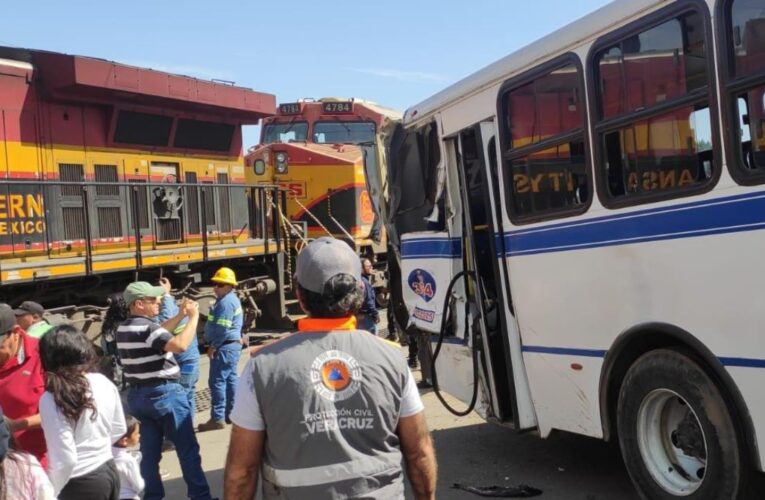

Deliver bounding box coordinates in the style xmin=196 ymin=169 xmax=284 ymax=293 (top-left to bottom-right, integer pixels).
xmin=245 ymin=98 xmax=401 ymax=304
xmin=0 ymin=46 xmax=287 ymax=328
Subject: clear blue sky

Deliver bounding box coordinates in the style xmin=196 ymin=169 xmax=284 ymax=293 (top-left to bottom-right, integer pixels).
xmin=2 ymin=0 xmax=611 ymax=147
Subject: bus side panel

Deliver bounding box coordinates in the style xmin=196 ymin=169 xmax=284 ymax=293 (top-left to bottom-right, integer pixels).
xmin=506 ymin=193 xmax=765 ymax=454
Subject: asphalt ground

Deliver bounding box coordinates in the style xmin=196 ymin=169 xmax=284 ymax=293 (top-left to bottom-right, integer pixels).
xmin=157 ymin=317 xmax=647 ymax=499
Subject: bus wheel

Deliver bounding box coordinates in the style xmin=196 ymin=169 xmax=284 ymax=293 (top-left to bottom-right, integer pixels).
xmin=617 ymin=349 xmax=744 ymax=499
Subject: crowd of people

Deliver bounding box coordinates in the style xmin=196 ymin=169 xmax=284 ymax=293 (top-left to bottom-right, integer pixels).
xmin=0 ymin=237 xmax=437 ymax=499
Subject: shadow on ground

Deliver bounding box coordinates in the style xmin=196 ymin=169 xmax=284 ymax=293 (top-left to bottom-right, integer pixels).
xmin=424 ymin=424 xmax=638 ymax=500
xmin=164 ymin=429 xmax=765 ymax=500
xmin=163 ymin=467 xmax=225 ymax=499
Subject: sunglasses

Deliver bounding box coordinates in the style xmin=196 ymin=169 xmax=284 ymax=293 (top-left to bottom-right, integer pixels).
xmin=213 ymin=284 xmax=227 ymax=288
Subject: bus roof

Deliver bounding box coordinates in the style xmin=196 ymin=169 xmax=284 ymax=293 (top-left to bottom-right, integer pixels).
xmin=403 ymin=0 xmax=666 ymax=126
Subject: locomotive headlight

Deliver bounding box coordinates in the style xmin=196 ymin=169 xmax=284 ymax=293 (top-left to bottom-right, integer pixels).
xmin=254 ymin=159 xmax=266 ymax=175
xmin=275 ymin=152 xmax=288 ymax=173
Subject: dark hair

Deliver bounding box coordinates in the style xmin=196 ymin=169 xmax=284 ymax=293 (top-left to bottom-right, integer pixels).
xmin=298 ymin=274 xmax=363 ymax=318
xmin=102 ymin=293 xmax=128 ymax=343
xmin=115 ymin=415 xmax=139 ymax=446
xmin=39 ymin=325 xmax=98 ymax=425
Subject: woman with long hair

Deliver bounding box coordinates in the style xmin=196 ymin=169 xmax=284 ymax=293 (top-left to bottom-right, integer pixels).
xmin=0 ymin=407 xmax=53 ymax=499
xmin=38 ymin=325 xmax=126 ymax=500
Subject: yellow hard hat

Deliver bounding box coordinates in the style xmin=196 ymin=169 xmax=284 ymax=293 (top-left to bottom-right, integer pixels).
xmin=211 ymin=267 xmax=238 ymax=286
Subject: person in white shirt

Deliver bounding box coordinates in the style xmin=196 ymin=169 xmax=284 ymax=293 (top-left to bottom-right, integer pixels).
xmin=0 ymin=406 xmax=54 ymax=499
xmin=39 ymin=326 xmax=126 ymax=500
xmin=112 ymin=415 xmax=145 ymax=500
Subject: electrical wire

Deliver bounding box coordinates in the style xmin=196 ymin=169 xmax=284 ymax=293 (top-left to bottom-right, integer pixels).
xmin=430 ymin=270 xmax=479 ymax=417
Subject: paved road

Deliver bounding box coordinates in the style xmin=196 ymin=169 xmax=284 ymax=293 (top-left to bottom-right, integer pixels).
xmin=158 ymin=324 xmax=640 ymax=499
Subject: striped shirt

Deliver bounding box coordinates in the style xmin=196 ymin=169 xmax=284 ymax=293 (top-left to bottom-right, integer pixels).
xmin=116 ymin=316 xmax=180 ymax=383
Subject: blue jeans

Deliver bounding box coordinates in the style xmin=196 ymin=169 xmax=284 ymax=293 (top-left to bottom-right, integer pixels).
xmin=127 ymin=382 xmax=212 ymax=500
xmin=358 ymin=315 xmax=378 ymax=336
xmin=209 ymin=346 xmax=240 ymax=422
xmin=178 ymin=362 xmax=200 ymax=418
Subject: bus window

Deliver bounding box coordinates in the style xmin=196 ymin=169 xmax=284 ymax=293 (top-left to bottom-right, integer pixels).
xmin=597 ymin=15 xmax=708 ymax=120
xmin=729 ymin=0 xmax=765 ymax=79
xmin=593 ymin=8 xmax=716 ymax=204
xmin=262 ymin=122 xmax=308 ymax=143
xmin=724 ymin=0 xmax=765 ymax=180
xmin=603 ymin=106 xmax=713 ymax=197
xmin=499 ymin=58 xmax=589 ymax=221
xmin=313 ymin=122 xmax=376 ymax=144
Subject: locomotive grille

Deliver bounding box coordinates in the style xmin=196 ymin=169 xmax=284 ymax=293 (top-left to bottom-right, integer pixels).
xmin=185 ymin=172 xmax=200 ymax=234
xmin=94 ymin=165 xmax=119 ymax=196
xmin=59 ymin=164 xmax=84 ymax=197
xmin=130 ymin=181 xmax=150 ymax=230
xmin=217 ymin=173 xmax=231 ymax=232
xmin=97 ymin=207 xmax=123 ymax=238
xmin=62 ymin=207 xmax=86 ymax=240
xmin=156 ymin=219 xmax=182 ymax=243
xmin=59 ymin=164 xmax=86 ymax=240
xmin=203 ymin=183 xmax=216 ymax=226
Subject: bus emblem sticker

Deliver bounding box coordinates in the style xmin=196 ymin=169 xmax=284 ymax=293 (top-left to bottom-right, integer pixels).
xmin=408 ymin=269 xmax=436 ymax=302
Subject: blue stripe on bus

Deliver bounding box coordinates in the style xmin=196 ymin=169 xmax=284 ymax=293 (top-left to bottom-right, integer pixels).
xmin=501 ymin=191 xmax=765 ymax=257
xmin=718 ymin=357 xmax=765 ymax=368
xmin=522 ymin=345 xmax=765 ymax=368
xmin=521 ymin=345 xmax=608 ymax=357
xmin=401 ymin=237 xmax=462 ymax=260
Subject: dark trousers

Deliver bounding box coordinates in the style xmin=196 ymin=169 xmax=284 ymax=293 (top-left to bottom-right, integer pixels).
xmin=128 ymin=382 xmax=212 ymax=500
xmin=408 ymin=328 xmax=433 ymax=382
xmin=59 ymin=460 xmax=119 ymax=500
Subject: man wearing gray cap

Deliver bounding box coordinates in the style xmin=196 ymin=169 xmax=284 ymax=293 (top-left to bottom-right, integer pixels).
xmin=224 ymin=237 xmax=437 ymax=500
xmin=13 ymin=301 xmax=53 ymax=339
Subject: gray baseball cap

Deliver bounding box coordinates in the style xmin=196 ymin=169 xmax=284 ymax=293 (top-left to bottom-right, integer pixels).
xmin=13 ymin=301 xmax=44 ymax=317
xmin=0 ymin=304 xmax=15 ymax=335
xmin=295 ymin=237 xmax=361 ymax=294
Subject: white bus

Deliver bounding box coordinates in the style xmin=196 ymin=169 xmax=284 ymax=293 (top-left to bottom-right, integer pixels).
xmin=376 ymin=0 xmax=765 ymax=498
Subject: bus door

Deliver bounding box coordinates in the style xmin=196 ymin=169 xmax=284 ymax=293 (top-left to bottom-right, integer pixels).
xmin=453 ymin=121 xmax=537 ymax=429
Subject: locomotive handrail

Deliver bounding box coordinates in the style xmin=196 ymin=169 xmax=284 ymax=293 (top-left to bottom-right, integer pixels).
xmin=325 ymin=191 xmax=354 ymax=242
xmin=0 ymin=180 xmax=281 ymax=188
xmin=0 ymin=179 xmax=289 ymax=278
xmin=291 ymin=196 xmax=334 ymax=238
xmin=269 ymin=198 xmax=309 ymax=245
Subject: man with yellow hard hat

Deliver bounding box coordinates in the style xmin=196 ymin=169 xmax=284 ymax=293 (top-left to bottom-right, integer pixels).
xmin=198 ymin=267 xmax=244 ymax=432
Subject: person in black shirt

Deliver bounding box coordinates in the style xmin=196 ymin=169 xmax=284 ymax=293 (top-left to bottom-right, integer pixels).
xmin=357 ymin=258 xmax=380 ymax=335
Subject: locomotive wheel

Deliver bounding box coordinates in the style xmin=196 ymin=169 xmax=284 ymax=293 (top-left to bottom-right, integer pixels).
xmin=617 ymin=349 xmax=745 ymax=499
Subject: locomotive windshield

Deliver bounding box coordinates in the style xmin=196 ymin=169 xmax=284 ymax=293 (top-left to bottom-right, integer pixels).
xmin=262 ymin=122 xmax=308 ymax=143
xmin=313 ymin=121 xmax=376 ymax=144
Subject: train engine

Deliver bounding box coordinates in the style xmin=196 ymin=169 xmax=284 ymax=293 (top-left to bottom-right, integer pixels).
xmin=245 ymin=98 xmax=401 ymax=305
xmin=0 ymin=46 xmax=287 ymax=335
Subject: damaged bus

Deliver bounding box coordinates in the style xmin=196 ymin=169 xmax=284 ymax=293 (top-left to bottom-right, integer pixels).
xmin=377 ymin=0 xmax=765 ymax=497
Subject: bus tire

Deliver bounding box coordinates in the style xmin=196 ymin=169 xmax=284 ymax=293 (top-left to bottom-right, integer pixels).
xmin=617 ymin=348 xmax=744 ymax=500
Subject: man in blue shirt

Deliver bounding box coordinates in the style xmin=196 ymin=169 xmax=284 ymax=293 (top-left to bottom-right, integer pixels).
xmin=198 ymin=267 xmax=244 ymax=432
xmin=156 ymin=277 xmax=200 ymax=420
